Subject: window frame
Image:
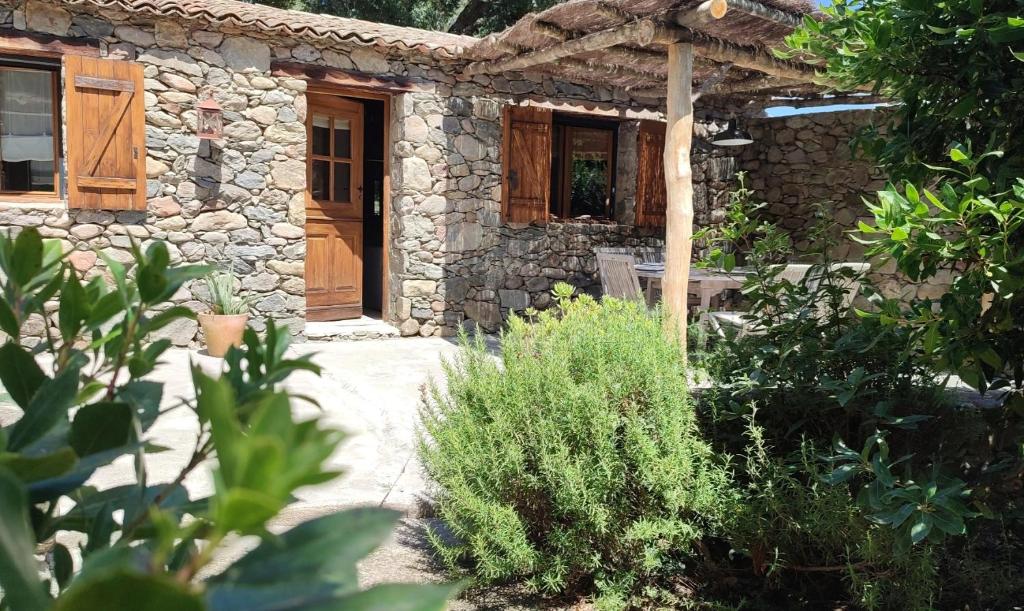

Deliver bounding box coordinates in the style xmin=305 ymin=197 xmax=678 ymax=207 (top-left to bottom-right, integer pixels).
xmin=550 ymin=113 xmax=619 ymax=221
xmin=0 ymin=62 xmax=61 ymax=202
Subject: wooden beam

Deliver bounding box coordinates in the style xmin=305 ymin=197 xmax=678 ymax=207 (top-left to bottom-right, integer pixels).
xmin=718 ymin=0 xmax=804 ymax=28
xmin=690 ymin=34 xmax=816 ymax=83
xmin=270 ymin=61 xmax=432 ymax=93
xmin=662 ymin=42 xmax=695 ymax=353
xmin=0 ymin=27 xmax=100 ymax=59
xmin=692 ymin=62 xmax=733 ymax=101
xmin=676 ymin=0 xmax=729 ymax=28
xmin=465 ymin=19 xmax=684 ymax=75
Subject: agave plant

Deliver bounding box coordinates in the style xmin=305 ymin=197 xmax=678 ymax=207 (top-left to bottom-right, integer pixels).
xmin=204 ymin=271 xmax=250 ymax=315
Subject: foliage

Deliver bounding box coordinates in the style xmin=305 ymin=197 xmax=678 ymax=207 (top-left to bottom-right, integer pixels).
xmin=254 ymin=0 xmax=558 ymax=35
xmin=203 ymin=271 xmax=251 ymax=316
xmin=782 ymin=0 xmax=1024 ymax=183
xmin=694 ymin=172 xmax=791 ymax=271
xmin=857 ymin=147 xmax=1024 ymax=408
xmin=419 ymin=286 xmax=734 ymax=609
xmin=0 ymin=228 xmax=455 ymax=610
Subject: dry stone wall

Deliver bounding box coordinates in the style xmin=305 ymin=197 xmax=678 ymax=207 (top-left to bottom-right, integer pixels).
xmin=738 ymin=109 xmax=952 ymax=301
xmin=0 ymin=0 xmax=746 ymax=342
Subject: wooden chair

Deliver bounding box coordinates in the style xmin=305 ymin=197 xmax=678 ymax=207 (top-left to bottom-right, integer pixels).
xmin=595 ymin=252 xmax=644 ymax=301
xmin=595 ymin=247 xmax=664 ymax=306
xmin=707 ymin=262 xmax=816 ymax=338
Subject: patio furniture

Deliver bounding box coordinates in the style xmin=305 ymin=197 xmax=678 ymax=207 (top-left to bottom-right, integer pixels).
xmin=708 ymin=262 xmax=871 ymax=338
xmin=595 ymin=247 xmax=665 ymax=305
xmin=635 ymin=263 xmax=750 ymax=312
xmin=706 ymin=262 xmax=814 ymax=338
xmin=595 ymin=252 xmax=645 ymax=302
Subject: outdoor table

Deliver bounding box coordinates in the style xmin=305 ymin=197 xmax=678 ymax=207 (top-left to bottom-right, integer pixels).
xmin=634 ymin=263 xmax=751 ymax=311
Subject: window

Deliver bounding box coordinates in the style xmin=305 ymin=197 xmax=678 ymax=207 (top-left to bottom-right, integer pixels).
xmin=0 ymin=65 xmax=60 ymax=198
xmin=552 ymin=119 xmax=617 ymax=220
xmin=501 ymin=105 xmax=621 ymax=225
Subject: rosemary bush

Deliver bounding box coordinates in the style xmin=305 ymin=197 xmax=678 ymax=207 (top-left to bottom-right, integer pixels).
xmin=419 ymin=289 xmax=733 ymax=609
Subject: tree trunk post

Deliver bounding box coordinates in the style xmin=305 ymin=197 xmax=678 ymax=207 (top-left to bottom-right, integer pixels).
xmin=662 ymin=42 xmax=695 ymax=354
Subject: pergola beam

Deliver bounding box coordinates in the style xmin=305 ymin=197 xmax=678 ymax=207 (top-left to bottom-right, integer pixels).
xmin=465 ymin=19 xmax=684 ymax=75
xmin=676 ymin=0 xmax=729 ymax=28
xmin=675 ymin=0 xmax=804 ymax=29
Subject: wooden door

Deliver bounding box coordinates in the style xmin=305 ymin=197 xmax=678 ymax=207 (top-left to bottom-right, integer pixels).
xmin=305 ymin=95 xmax=365 ymax=321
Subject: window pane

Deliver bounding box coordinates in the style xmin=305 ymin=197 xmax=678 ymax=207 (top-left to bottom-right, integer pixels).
xmin=311 ymin=114 xmax=330 ymax=156
xmin=568 ymin=127 xmax=613 ymax=218
xmin=0 ymin=69 xmax=55 ymax=193
xmin=333 ymin=162 xmax=351 ymax=203
xmin=311 ymin=159 xmax=329 ymax=200
xmin=334 ymin=119 xmax=351 ymax=158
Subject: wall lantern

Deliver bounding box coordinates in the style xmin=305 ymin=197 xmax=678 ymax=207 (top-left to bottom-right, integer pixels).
xmin=712 ymin=117 xmax=754 ymax=147
xmin=196 ymin=97 xmax=224 ymax=140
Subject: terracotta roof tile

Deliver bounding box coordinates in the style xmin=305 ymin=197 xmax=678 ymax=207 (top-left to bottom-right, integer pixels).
xmin=65 ymin=0 xmax=478 ymax=59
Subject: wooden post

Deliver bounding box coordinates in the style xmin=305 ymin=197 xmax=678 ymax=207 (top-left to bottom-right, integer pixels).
xmin=662 ymin=43 xmax=695 ymax=353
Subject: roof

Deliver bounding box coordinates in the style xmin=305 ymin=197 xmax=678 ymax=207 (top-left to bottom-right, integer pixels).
xmin=467 ymin=0 xmax=824 ymax=97
xmin=65 ymin=0 xmax=477 ymax=59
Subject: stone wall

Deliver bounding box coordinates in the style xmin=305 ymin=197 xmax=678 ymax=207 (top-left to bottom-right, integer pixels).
xmin=738 ymin=109 xmax=951 ymax=301
xmin=0 ymin=0 xmax=747 ymax=343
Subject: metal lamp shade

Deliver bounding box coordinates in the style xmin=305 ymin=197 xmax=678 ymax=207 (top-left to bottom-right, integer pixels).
xmin=712 ymin=118 xmax=754 ymax=147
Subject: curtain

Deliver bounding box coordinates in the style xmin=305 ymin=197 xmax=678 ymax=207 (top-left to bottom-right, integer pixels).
xmin=0 ymin=69 xmax=54 ymax=163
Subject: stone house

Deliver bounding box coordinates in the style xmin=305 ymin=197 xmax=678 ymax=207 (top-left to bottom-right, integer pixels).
xmin=0 ymin=0 xmax=884 ymax=345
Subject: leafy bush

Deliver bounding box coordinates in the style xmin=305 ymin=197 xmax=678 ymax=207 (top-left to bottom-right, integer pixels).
xmin=0 ymin=228 xmax=453 ymax=610
xmin=419 ymin=288 xmax=733 ymax=608
xmin=782 ymin=0 xmax=1024 ymax=183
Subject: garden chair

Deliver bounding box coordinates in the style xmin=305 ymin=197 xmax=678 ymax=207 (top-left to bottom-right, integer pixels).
xmin=706 ymin=262 xmax=816 ymax=338
xmin=595 ymin=247 xmax=665 ymax=306
xmin=596 ymin=252 xmax=644 ymax=302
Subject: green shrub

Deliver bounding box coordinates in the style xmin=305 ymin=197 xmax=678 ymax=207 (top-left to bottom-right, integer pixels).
xmin=0 ymin=228 xmax=453 ymax=610
xmin=419 ymin=290 xmax=733 ymax=608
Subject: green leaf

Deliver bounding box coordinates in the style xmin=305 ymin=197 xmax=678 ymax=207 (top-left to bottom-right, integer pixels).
xmin=8 ymin=365 xmax=80 ymax=451
xmin=54 ymin=571 xmax=203 ymax=611
xmin=10 ymin=228 xmax=43 ymax=286
xmin=59 ymin=271 xmax=89 ymax=342
xmin=909 ymin=513 xmax=933 ymax=544
xmin=53 ymin=542 xmax=74 ymax=591
xmin=949 ymin=148 xmax=969 ymax=163
xmin=0 ymin=341 xmax=46 ymax=409
xmin=0 ymin=297 xmax=19 ymax=338
xmin=823 ymin=463 xmax=860 ymax=485
xmin=891 ymin=227 xmax=910 ymax=241
xmin=0 ymin=468 xmax=50 ymax=611
xmin=1012 ymin=48 xmax=1024 ymax=62
xmin=329 ymin=583 xmax=457 ymax=611
xmin=0 ymin=447 xmax=77 ymax=482
xmin=211 ymin=508 xmax=401 ymax=590
xmin=70 ymin=402 xmax=134 ymax=457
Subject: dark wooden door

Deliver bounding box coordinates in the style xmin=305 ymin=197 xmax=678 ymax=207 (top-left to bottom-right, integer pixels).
xmin=305 ymin=95 xmax=364 ymax=321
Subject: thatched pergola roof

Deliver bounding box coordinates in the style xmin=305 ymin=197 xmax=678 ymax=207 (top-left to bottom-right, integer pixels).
xmin=466 ymin=0 xmax=829 ymax=101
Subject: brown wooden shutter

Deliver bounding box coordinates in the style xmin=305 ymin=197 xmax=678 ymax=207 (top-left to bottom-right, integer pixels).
xmin=501 ymin=105 xmax=552 ymax=224
xmin=635 ymin=119 xmax=667 ymax=228
xmin=65 ymin=55 xmax=146 ymax=210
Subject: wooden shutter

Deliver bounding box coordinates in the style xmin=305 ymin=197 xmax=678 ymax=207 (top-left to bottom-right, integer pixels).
xmin=501 ymin=105 xmax=552 ymax=224
xmin=65 ymin=55 xmax=146 ymax=210
xmin=635 ymin=120 xmax=667 ymax=228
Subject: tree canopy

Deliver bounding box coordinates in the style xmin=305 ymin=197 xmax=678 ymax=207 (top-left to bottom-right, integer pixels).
xmin=255 ymin=0 xmax=560 ymax=36
xmin=783 ymin=0 xmax=1024 ymax=183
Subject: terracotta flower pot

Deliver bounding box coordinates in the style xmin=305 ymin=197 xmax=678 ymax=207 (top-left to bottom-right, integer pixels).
xmin=198 ymin=313 xmax=249 ymax=358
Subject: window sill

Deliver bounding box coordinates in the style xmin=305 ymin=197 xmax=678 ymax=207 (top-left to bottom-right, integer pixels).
xmin=0 ymin=196 xmax=65 ymax=210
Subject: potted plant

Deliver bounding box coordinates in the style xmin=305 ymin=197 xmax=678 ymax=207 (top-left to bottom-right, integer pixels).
xmin=198 ymin=271 xmax=250 ymax=357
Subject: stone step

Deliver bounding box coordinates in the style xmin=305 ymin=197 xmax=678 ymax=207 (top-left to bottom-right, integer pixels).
xmin=304 ymin=317 xmax=401 ymax=341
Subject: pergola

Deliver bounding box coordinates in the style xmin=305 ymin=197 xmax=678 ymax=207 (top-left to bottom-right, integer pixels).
xmin=465 ymin=0 xmax=842 ymax=349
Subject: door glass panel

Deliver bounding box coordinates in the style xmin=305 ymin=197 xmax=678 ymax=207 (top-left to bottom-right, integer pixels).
xmin=333 ymin=162 xmax=351 ymax=203
xmin=0 ymin=69 xmax=56 ymax=193
xmin=334 ymin=119 xmax=351 ymax=158
xmin=311 ymin=114 xmax=330 ymax=156
xmin=311 ymin=159 xmax=329 ymax=200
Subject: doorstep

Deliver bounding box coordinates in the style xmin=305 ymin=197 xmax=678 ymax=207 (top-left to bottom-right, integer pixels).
xmin=304 ymin=316 xmax=400 ymax=341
